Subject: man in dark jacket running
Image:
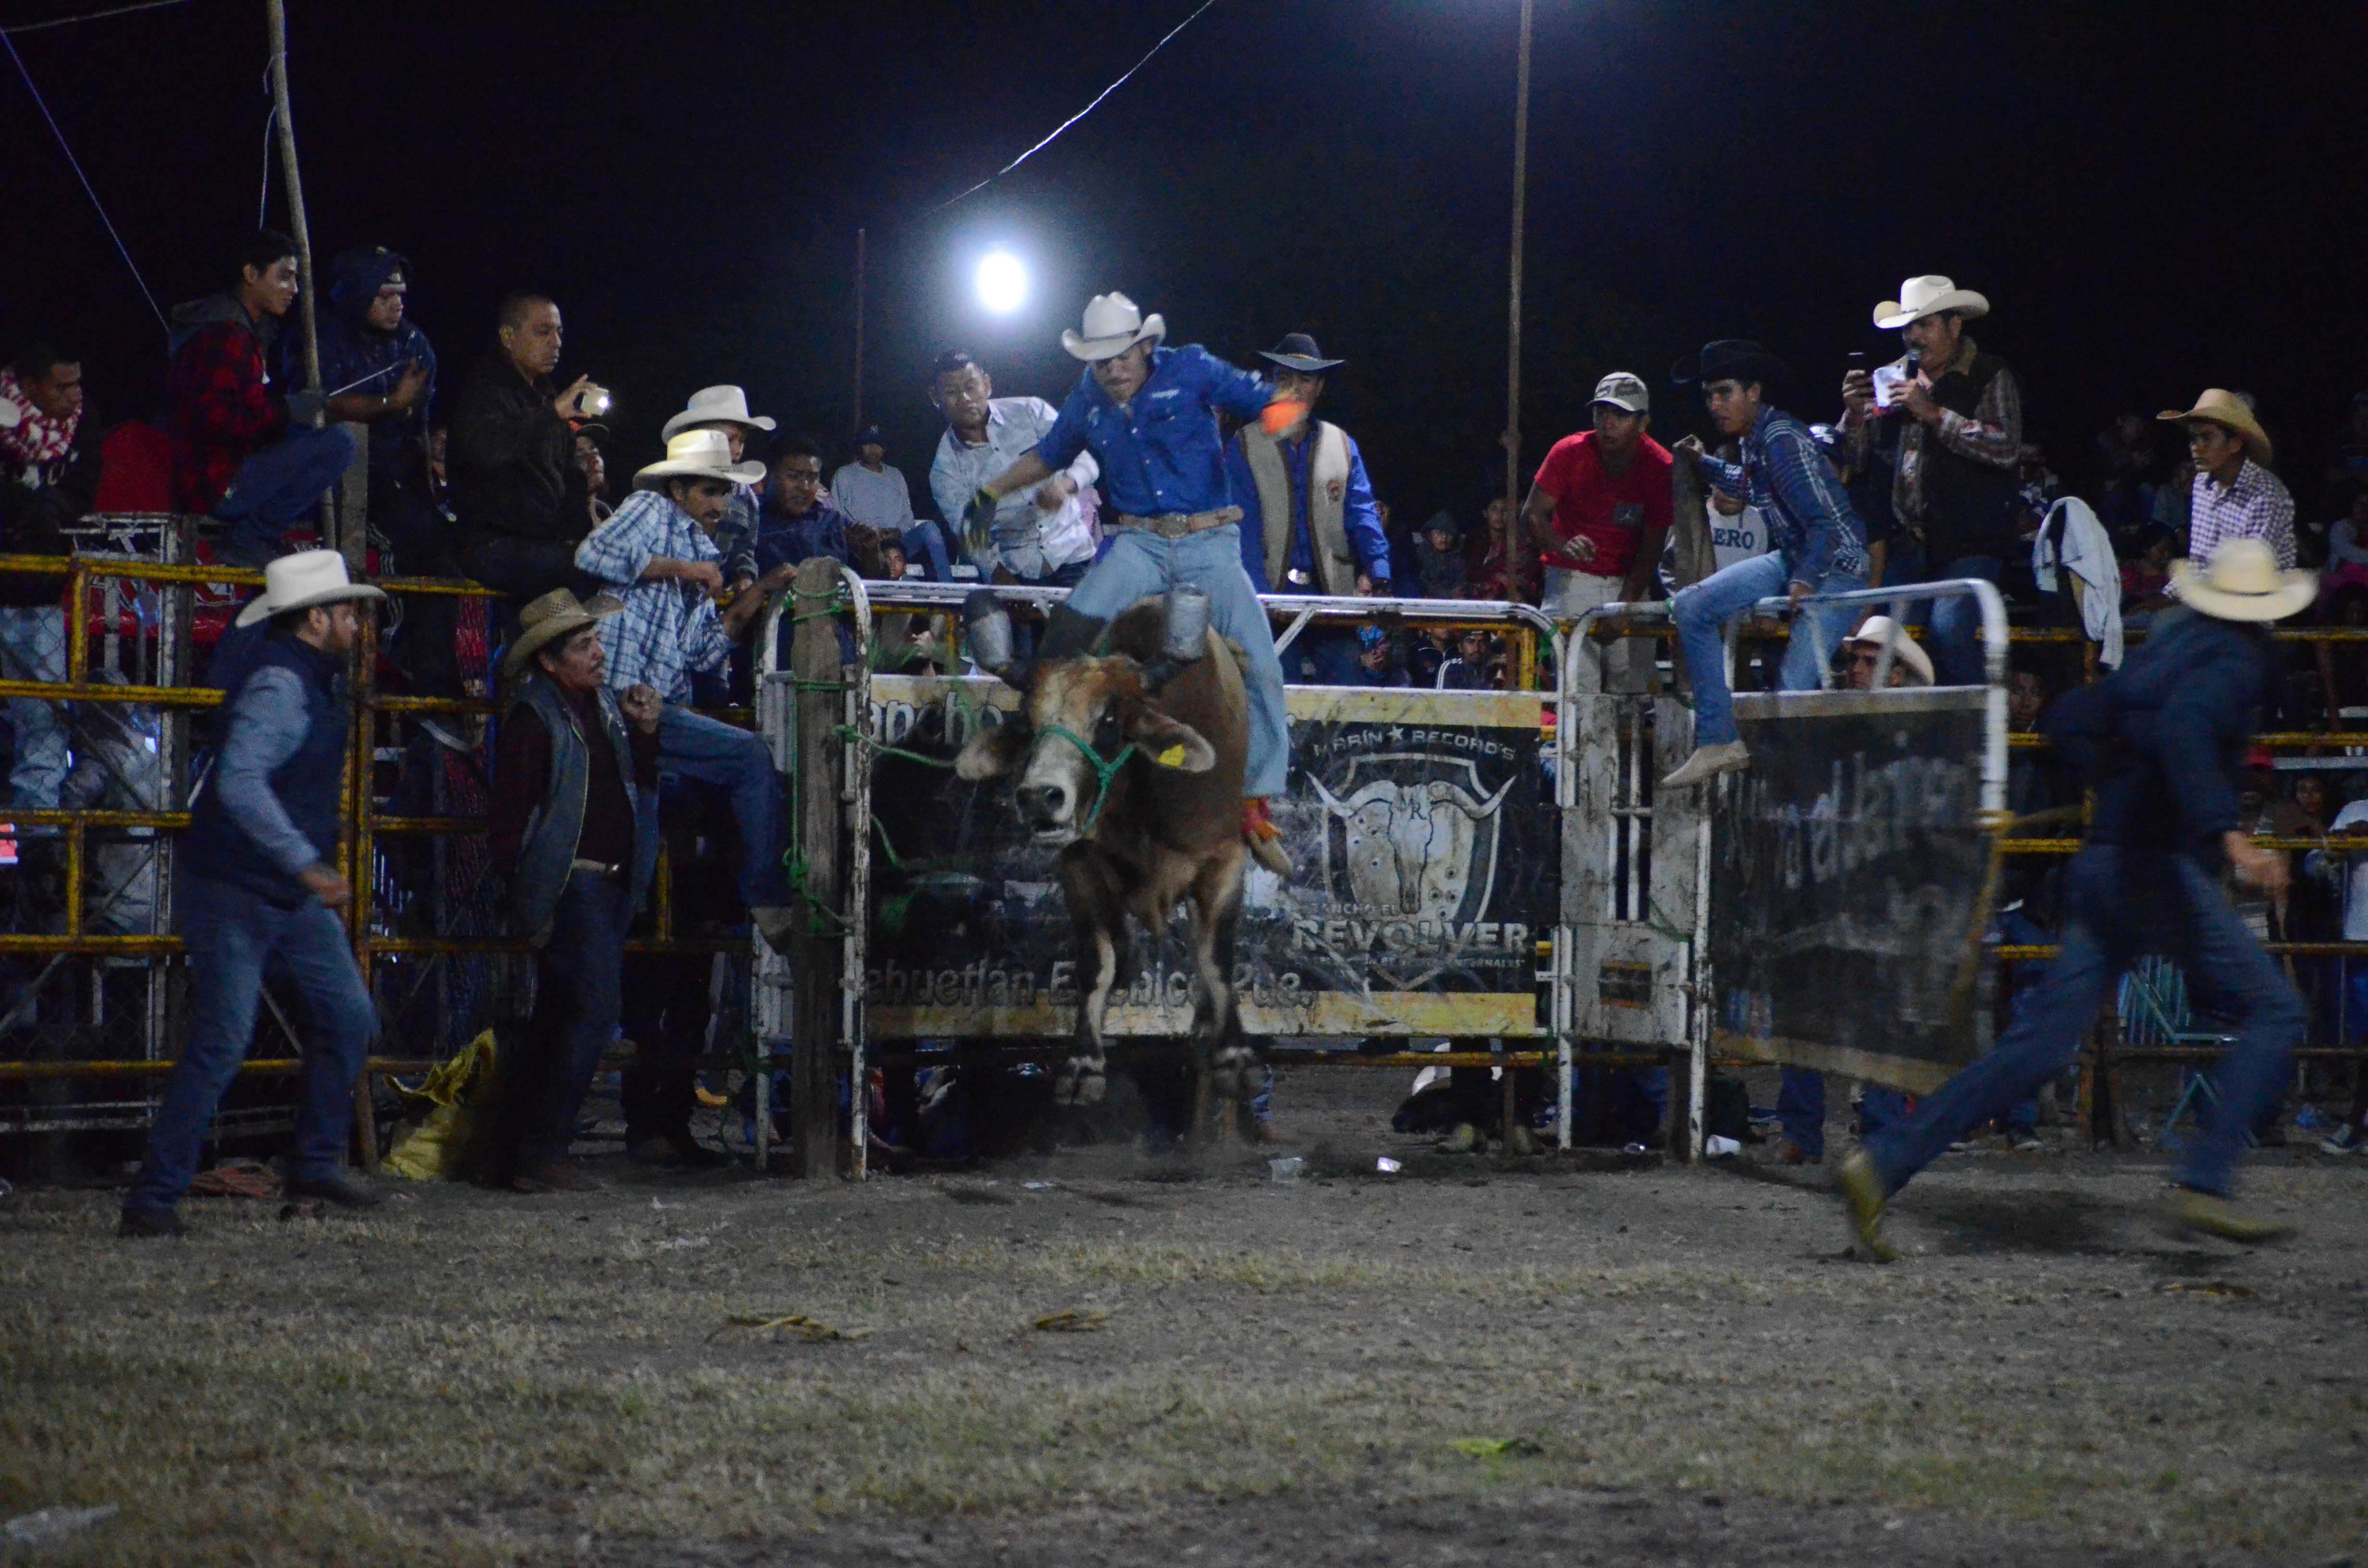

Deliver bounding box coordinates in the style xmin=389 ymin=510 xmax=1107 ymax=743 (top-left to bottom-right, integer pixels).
xmin=1837 ymin=538 xmax=2315 ymax=1259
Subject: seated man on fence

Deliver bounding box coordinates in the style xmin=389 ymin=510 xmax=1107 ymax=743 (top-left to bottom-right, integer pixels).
xmin=167 ymin=229 xmax=359 ymax=567
xmin=574 ymin=429 xmax=799 ymax=950
xmin=486 ymin=590 xmax=662 ymax=1192
xmin=0 ymin=340 xmax=100 ymax=822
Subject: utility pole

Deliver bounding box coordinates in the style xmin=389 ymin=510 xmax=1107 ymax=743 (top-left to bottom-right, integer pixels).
xmin=851 ymin=227 xmax=867 ymax=435
xmin=1503 ymin=0 xmax=1533 ymax=593
xmin=264 ymin=0 xmax=349 ymax=564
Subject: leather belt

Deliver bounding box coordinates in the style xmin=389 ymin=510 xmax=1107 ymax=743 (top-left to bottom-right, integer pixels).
xmin=570 ymin=858 xmax=625 ymax=880
xmin=1111 ymin=506 xmax=1243 ymax=539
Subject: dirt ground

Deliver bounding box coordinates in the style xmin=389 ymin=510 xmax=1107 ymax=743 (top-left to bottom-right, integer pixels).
xmin=3 ymin=1063 xmax=2365 ymax=1567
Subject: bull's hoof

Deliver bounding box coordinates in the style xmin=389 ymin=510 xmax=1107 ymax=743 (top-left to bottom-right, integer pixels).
xmin=1056 ymin=1060 xmax=1107 ymax=1107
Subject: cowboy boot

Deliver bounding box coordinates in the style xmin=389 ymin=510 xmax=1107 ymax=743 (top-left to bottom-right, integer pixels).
xmin=1243 ymin=797 xmax=1293 ymax=877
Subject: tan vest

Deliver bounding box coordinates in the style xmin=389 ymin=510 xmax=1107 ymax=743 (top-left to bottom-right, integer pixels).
xmin=1241 ymin=421 xmax=1356 ymax=593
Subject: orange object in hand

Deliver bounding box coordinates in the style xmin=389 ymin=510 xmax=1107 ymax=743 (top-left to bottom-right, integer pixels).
xmin=1258 ymin=398 xmax=1308 ymax=436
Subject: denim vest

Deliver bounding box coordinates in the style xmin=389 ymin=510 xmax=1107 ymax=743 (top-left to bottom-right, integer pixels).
xmin=504 ymin=676 xmax=659 ymax=935
xmin=185 ymin=634 xmax=349 ymax=906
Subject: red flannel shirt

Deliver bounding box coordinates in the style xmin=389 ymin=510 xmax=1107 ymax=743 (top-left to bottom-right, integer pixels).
xmin=167 ymin=317 xmax=287 ymax=514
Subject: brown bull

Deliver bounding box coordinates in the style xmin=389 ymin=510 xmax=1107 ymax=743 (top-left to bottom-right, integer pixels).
xmin=955 ymin=600 xmax=1258 ymax=1111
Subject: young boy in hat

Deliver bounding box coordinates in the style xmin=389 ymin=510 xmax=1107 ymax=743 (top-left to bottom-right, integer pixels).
xmin=121 ymin=551 xmax=386 ymax=1236
xmin=963 ymin=292 xmax=1309 ymax=870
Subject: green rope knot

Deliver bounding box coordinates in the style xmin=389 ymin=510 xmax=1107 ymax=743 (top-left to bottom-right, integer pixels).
xmin=1033 ymin=723 xmax=1136 ymax=834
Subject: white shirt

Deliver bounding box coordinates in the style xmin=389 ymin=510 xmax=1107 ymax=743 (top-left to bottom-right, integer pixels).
xmin=2309 ymin=800 xmax=2368 ymax=941
xmin=1711 ymin=502 xmax=1773 ymax=572
xmin=930 ymin=396 xmax=1100 ymax=580
xmin=829 ymin=461 xmax=915 ymax=532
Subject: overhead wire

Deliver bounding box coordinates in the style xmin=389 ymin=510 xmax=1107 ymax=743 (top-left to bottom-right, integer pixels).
xmin=931 ymin=0 xmax=1221 ymax=213
xmin=1 ymin=0 xmax=196 ymax=37
xmin=0 ymin=26 xmax=168 ymax=332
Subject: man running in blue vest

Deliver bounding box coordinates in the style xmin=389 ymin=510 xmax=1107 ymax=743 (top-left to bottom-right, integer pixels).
xmin=123 ymin=551 xmax=386 ymax=1236
xmin=964 ymin=291 xmax=1307 ymax=872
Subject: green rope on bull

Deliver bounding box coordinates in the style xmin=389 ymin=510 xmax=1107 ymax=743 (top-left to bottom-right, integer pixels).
xmin=1033 ymin=723 xmax=1135 ymax=834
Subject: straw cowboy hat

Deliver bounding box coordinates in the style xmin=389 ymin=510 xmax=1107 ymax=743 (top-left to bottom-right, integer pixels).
xmin=2158 ymin=388 xmax=2273 ymax=467
xmin=233 ymin=548 xmax=386 ymax=628
xmin=634 ymin=428 xmax=766 ymax=491
xmin=2171 ymin=537 xmax=2315 ymax=623
xmin=660 ymin=385 xmax=777 ymax=443
xmin=1258 ymin=332 xmax=1344 ymax=374
xmin=1845 ymin=614 xmax=1935 ymax=686
xmin=498 ymin=588 xmax=622 ymax=688
xmin=1873 ymin=275 xmax=1991 ymax=330
xmin=1061 ymin=292 xmax=1166 ymax=362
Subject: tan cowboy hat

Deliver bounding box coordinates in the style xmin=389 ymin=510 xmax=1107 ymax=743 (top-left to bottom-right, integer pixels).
xmin=1061 ymin=291 xmax=1166 ymax=362
xmin=1845 ymin=614 xmax=1935 ymax=686
xmin=1873 ymin=275 xmax=1991 ymax=330
xmin=498 ymin=588 xmax=622 ymax=688
xmin=233 ymin=548 xmax=386 ymax=628
xmin=2158 ymin=388 xmax=2273 ymax=466
xmin=661 ymin=384 xmax=777 ymax=443
xmin=2170 ymin=537 xmax=2316 ymax=623
xmin=634 ymin=428 xmax=766 ymax=490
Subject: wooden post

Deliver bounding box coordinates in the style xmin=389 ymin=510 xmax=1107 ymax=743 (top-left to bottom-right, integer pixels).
xmin=1501 ymin=0 xmax=1533 ymax=588
xmin=264 ymin=0 xmax=340 ymax=555
xmin=851 ymin=227 xmax=867 ymax=436
xmin=789 ymin=558 xmax=845 ymax=1177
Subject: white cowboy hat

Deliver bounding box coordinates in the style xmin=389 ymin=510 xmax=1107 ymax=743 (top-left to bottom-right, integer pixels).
xmin=634 ymin=428 xmax=766 ymax=491
xmin=233 ymin=548 xmax=385 ymax=628
xmin=660 ymin=384 xmax=778 ymax=442
xmin=2171 ymin=537 xmax=2317 ymax=623
xmin=1873 ymin=275 xmax=1991 ymax=330
xmin=1845 ymin=614 xmax=1935 ymax=686
xmin=1061 ymin=292 xmax=1166 ymax=362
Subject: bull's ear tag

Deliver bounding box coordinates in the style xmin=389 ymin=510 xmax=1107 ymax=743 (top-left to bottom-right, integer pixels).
xmin=1156 ymin=744 xmax=1189 ymax=768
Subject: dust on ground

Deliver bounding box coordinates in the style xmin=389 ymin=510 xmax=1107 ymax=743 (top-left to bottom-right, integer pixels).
xmin=3 ymin=1065 xmax=2364 ymax=1567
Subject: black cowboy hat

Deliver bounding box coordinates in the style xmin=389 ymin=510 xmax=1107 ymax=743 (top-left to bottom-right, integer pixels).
xmin=1258 ymin=332 xmax=1344 ymax=373
xmin=1669 ymin=338 xmax=1792 ymax=392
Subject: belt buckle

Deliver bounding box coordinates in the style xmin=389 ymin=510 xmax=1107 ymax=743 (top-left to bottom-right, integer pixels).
xmin=1284 ymin=568 xmax=1315 ymax=588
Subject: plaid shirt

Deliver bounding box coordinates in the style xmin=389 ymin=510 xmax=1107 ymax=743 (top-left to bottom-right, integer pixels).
xmin=574 ymin=490 xmax=733 ymax=704
xmin=1837 ymin=339 xmax=2024 ymax=525
xmin=2186 ymin=458 xmax=2295 ymax=570
xmin=167 ymin=317 xmax=288 ymax=514
xmin=1695 ymin=407 xmax=1869 ymax=586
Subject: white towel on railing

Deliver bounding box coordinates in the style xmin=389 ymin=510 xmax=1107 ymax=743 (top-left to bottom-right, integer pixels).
xmin=2032 ymin=496 xmax=2123 ymax=669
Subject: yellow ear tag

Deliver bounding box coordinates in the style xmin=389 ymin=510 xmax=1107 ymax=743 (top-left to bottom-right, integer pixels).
xmin=1156 ymin=744 xmax=1188 ymax=768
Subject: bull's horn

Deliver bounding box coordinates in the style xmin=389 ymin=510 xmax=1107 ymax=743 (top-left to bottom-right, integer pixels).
xmin=1310 ymin=776 xmax=1394 ymax=818
xmin=1435 ymin=774 xmax=1517 ymax=821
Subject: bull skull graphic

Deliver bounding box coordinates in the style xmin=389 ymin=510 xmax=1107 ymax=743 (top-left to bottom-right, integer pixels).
xmin=1311 ymin=756 xmax=1514 ymax=924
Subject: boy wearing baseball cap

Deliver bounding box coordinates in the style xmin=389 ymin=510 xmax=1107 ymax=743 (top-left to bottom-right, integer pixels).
xmin=1522 ymin=372 xmax=1673 ymax=693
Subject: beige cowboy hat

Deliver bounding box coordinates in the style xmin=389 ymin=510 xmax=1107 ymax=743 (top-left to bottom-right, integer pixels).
xmin=634 ymin=428 xmax=766 ymax=490
xmin=498 ymin=588 xmax=623 ymax=688
xmin=1061 ymin=291 xmax=1166 ymax=362
xmin=2171 ymin=537 xmax=2316 ymax=623
xmin=1845 ymin=614 xmax=1936 ymax=686
xmin=1873 ymin=275 xmax=1991 ymax=330
xmin=2158 ymin=388 xmax=2273 ymax=467
xmin=661 ymin=384 xmax=778 ymax=443
xmin=233 ymin=547 xmax=386 ymax=628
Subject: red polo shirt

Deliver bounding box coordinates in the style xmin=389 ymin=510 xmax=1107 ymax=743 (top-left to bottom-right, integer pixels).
xmin=1532 ymin=430 xmax=1674 ymax=578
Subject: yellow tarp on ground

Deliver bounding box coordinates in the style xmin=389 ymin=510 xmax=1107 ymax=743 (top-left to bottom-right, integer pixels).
xmin=381 ymin=1030 xmax=499 ymax=1181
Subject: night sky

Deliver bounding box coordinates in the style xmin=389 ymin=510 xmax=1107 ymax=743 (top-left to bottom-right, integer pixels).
xmin=3 ymin=0 xmax=2363 ymax=528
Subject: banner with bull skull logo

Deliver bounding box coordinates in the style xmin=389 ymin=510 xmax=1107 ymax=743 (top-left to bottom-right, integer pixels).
xmin=858 ymin=677 xmax=1555 ymax=1039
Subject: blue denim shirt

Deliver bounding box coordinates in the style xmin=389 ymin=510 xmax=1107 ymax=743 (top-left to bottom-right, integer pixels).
xmin=1695 ymin=406 xmax=1869 ymax=587
xmin=1034 ymin=344 xmax=1273 ymax=518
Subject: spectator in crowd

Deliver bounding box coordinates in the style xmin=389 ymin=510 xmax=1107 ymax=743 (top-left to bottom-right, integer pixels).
xmin=2321 ymin=483 xmax=2368 ymax=592
xmin=2306 ymin=796 xmax=2368 ymax=1154
xmin=1467 ymin=494 xmax=1523 ymax=600
xmin=120 ymin=552 xmax=387 ymax=1236
xmin=661 ymin=386 xmax=775 ymax=591
xmin=832 ymin=423 xmax=916 ymax=536
xmin=574 ymin=429 xmax=798 ymax=950
xmin=1350 ymin=625 xmax=1408 ymax=687
xmin=575 ymin=429 xmax=614 ymax=528
xmin=757 ymin=437 xmax=858 ymax=570
xmin=1229 ymin=333 xmax=1391 ymax=684
xmin=2121 ymin=527 xmax=2178 ymax=619
xmin=485 ymin=590 xmax=662 ymax=1191
xmin=1407 ymin=626 xmax=1448 ymax=685
xmin=2163 ymin=389 xmax=2294 ymax=569
xmin=928 ymin=348 xmax=1100 ymax=625
xmin=1838 ymin=277 xmax=2023 ymax=686
xmin=0 ymin=342 xmax=100 ymax=817
xmin=1435 ymin=627 xmax=1493 ymax=690
xmin=448 ymin=293 xmax=603 ymax=621
xmin=1841 ymin=614 xmax=1934 ymax=689
xmin=2329 ymin=391 xmax=2368 ymax=490
xmin=1663 ymin=340 xmax=1871 ymax=788
xmin=167 ymin=229 xmax=358 ymax=567
xmin=309 ymin=246 xmax=458 ymax=700
xmin=1413 ymin=511 xmax=1467 ymax=598
xmin=2093 ymin=412 xmax=2162 ymax=542
xmin=1523 ymin=371 xmax=1672 ymax=694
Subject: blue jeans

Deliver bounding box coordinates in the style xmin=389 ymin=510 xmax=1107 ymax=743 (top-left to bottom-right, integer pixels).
xmin=902 ymin=522 xmax=956 ymax=582
xmin=1775 ymin=1069 xmax=1904 ymax=1160
xmin=1865 ymin=846 xmax=2304 ymax=1200
xmin=1885 ymin=541 xmax=1999 ymax=687
xmin=1064 ymin=523 xmax=1290 ymax=797
xmin=0 ymin=604 xmax=68 ymax=810
xmin=1673 ymin=552 xmax=1867 ymax=747
xmin=214 ymin=426 xmax=360 ymax=567
xmin=513 ymin=874 xmax=630 ymax=1169
xmin=125 ymin=873 xmax=376 ymax=1216
xmin=657 ymin=703 xmax=792 ymax=910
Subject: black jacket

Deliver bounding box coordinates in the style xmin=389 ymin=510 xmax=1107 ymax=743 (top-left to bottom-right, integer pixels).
xmin=2045 ymin=606 xmax=2270 ymax=867
xmin=0 ymin=404 xmax=102 ymax=608
xmin=447 ymin=349 xmax=585 ymax=543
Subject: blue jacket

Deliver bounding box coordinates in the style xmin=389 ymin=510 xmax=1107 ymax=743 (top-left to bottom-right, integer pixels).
xmin=307 ymin=246 xmax=437 ymax=490
xmin=1227 ymin=424 xmax=1392 ymax=592
xmin=1034 ymin=344 xmax=1273 ymax=518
